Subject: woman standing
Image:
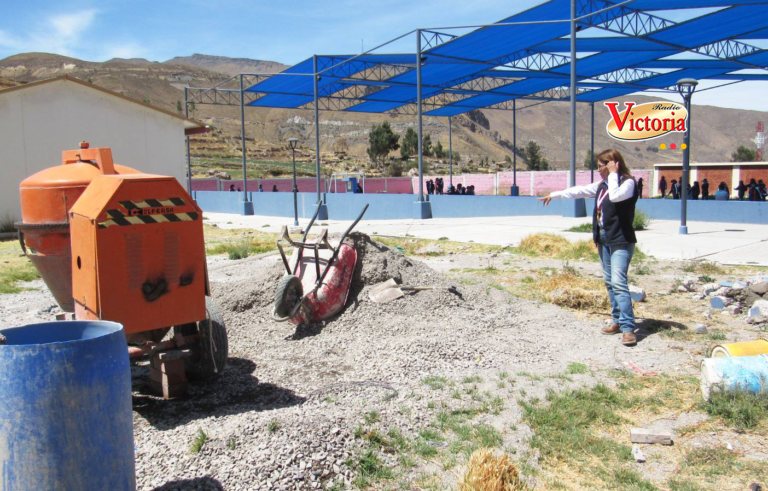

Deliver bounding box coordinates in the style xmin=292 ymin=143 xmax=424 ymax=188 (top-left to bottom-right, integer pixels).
xmin=538 ymin=149 xmax=639 ymax=346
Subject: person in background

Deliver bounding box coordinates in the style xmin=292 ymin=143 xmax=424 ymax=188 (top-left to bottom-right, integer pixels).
xmin=467 ymin=185 xmax=475 ymax=195
xmin=749 ymin=178 xmax=759 ymax=201
xmin=759 ymin=180 xmax=768 ymax=201
xmin=447 ymin=185 xmax=455 ymax=195
xmin=736 ymin=180 xmax=748 ymax=200
xmin=426 ymin=179 xmax=434 ymax=195
xmin=456 ymin=183 xmax=464 ymax=195
xmin=272 ymin=185 xmax=278 ymax=192
xmin=229 ymin=184 xmax=235 ymax=192
xmin=658 ymin=176 xmax=668 ymax=198
xmin=258 ymin=184 xmax=264 ymax=192
xmin=356 ymin=184 xmax=364 ymax=194
xmin=701 ymin=178 xmax=709 ymax=200
xmin=637 ymin=178 xmax=644 ymax=199
xmin=436 ymin=177 xmax=444 ymax=195
xmin=670 ymin=179 xmax=680 ymax=199
xmin=691 ymin=181 xmax=700 ymax=200
xmin=538 ymin=149 xmax=639 ymax=346
xmin=236 ymin=186 xmax=241 ymax=192
xmin=715 ymin=182 xmax=730 ymax=201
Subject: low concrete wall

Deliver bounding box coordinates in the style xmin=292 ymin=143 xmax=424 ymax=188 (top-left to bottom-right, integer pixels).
xmin=193 ymin=190 xmax=768 ymax=224
xmin=636 ymin=198 xmax=768 ymax=224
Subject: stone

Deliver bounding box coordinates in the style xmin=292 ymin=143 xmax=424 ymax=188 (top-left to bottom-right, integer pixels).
xmin=719 ymin=281 xmax=734 ymax=288
xmin=750 ymin=282 xmax=768 ymax=296
xmin=749 ymin=299 xmax=768 ymax=317
xmin=733 ymin=281 xmax=748 ymax=290
xmin=678 ymin=285 xmax=690 ymax=293
xmin=630 ymin=428 xmax=673 ymax=445
xmin=714 ymin=286 xmax=734 ymax=298
xmin=701 ymin=283 xmax=719 ymax=296
xmin=746 ymin=315 xmax=767 ymax=325
xmin=703 ymin=311 xmax=712 ymax=320
xmin=629 ymin=285 xmax=646 ymax=302
xmin=693 ymin=324 xmax=708 ymax=334
xmin=692 ymin=293 xmax=705 ymax=301
xmin=632 ymin=446 xmax=647 ymax=463
xmin=710 ymin=296 xmax=731 ymax=309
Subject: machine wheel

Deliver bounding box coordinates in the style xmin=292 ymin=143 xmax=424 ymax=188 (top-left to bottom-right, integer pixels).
xmin=175 ymin=297 xmax=228 ymax=381
xmin=274 ymin=275 xmax=303 ymax=318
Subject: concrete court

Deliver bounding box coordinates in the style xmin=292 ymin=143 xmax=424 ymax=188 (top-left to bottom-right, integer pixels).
xmin=204 ymin=212 xmax=768 ymax=266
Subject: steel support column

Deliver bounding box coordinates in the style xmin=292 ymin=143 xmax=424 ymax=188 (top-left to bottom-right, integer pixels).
xmin=681 ymin=100 xmax=692 ymax=234
xmin=590 ymin=102 xmax=595 ymax=183
xmin=184 ymin=87 xmax=192 ymax=194
xmin=313 ymin=55 xmax=328 ymax=220
xmin=448 ymin=116 xmax=453 ymax=188
xmin=417 ymin=30 xmax=424 ymax=203
xmin=568 ymin=0 xmax=585 ymax=217
xmin=238 ymin=74 xmax=253 ymax=215
xmin=511 ymin=99 xmax=519 ymax=196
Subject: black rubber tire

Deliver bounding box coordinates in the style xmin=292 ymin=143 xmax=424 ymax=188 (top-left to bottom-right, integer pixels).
xmin=175 ymin=297 xmax=228 ymax=381
xmin=274 ymin=275 xmax=303 ymax=318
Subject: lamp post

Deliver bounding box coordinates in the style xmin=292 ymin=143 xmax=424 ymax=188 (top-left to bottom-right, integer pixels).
xmin=288 ymin=138 xmax=300 ymax=227
xmin=676 ymin=78 xmax=698 ymax=235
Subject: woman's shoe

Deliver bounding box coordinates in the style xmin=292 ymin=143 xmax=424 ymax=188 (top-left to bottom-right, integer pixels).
xmin=601 ymin=323 xmax=620 ymax=335
xmin=621 ymin=332 xmax=637 ymax=346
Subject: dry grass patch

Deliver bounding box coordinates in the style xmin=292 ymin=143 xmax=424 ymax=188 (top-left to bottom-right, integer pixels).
xmin=204 ymin=224 xmax=278 ymax=257
xmin=459 ymin=448 xmax=530 ymax=491
xmin=517 ymin=233 xmax=599 ymax=262
xmin=375 ymin=236 xmax=503 ymax=256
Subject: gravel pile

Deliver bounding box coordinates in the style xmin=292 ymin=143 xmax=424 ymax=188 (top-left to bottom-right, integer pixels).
xmin=0 ymin=233 xmax=682 ymax=490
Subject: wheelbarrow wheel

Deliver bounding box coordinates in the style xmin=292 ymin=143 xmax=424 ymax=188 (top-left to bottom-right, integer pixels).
xmin=274 ymin=275 xmax=303 ymax=318
xmin=175 ymin=297 xmax=228 ymax=381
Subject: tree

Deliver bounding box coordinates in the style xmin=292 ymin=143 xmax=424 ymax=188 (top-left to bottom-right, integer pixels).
xmin=400 ymin=127 xmax=418 ymax=159
xmin=452 ymin=151 xmax=461 ymax=164
xmin=422 ymin=134 xmax=433 ymax=157
xmin=176 ymin=100 xmax=183 ymax=113
xmin=583 ymin=150 xmax=595 ymax=170
xmin=732 ymin=145 xmax=757 ymax=162
xmin=367 ymin=122 xmax=400 ymax=166
xmin=504 ymin=155 xmax=512 ymax=166
xmin=188 ymin=101 xmax=196 ymax=118
xmin=524 ymin=141 xmax=549 ymax=171
xmin=434 ymin=141 xmax=445 ymax=159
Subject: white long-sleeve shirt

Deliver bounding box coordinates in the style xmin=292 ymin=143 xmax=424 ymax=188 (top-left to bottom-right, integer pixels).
xmin=550 ymin=173 xmax=635 ymax=203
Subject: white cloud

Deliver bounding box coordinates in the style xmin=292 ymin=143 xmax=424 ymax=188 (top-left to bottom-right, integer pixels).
xmin=49 ymin=10 xmax=97 ymax=39
xmin=0 ymin=10 xmax=98 ymax=59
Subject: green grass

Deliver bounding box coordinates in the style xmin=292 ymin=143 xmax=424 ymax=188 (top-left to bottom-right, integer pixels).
xmin=682 ymin=447 xmax=737 ymax=477
xmin=267 ymin=420 xmax=280 ymax=433
xmin=702 ymin=390 xmax=768 ymax=431
xmin=190 ymin=429 xmax=208 ymax=453
xmin=364 ymin=411 xmax=380 ymax=425
xmin=0 ymin=214 xmax=15 ymax=233
xmin=462 ymin=375 xmax=483 ymax=384
xmin=0 ymin=240 xmax=40 ymax=294
xmin=203 ymin=225 xmax=278 ymax=257
xmin=566 ymin=362 xmax=588 ymax=374
xmin=422 ymin=376 xmax=449 ymax=390
xmin=682 ymin=259 xmax=725 ymax=275
xmin=566 ymin=222 xmax=592 ymax=233
xmin=350 ymin=449 xmax=393 ymax=488
xmin=633 ymin=210 xmax=651 ymax=231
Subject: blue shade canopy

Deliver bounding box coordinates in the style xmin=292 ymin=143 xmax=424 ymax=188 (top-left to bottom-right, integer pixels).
xmin=197 ymin=0 xmax=768 ymax=116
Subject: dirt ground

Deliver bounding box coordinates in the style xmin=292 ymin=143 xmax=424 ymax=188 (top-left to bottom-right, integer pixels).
xmin=1 ymin=233 xmax=767 ymax=490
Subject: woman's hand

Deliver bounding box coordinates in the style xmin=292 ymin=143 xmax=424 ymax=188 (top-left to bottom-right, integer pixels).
xmin=537 ymin=195 xmax=552 ymax=206
xmin=606 ymin=160 xmax=619 ymax=174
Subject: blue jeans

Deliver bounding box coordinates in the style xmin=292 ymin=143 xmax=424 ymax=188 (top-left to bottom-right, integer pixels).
xmin=598 ymin=233 xmax=635 ymax=333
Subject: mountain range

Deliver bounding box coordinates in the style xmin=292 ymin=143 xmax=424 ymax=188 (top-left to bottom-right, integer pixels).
xmin=1 ymin=52 xmax=765 ymax=175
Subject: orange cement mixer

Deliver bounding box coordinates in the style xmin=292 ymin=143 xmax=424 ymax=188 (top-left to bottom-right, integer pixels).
xmin=17 ymin=142 xmax=140 ymax=311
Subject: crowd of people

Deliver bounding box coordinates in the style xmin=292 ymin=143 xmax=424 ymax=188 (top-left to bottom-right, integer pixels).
xmin=424 ymin=178 xmax=476 ymax=195
xmin=657 ymin=176 xmax=768 ymax=201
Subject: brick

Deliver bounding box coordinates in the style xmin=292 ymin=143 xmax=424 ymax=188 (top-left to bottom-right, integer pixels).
xmin=630 ymin=428 xmax=673 ymax=445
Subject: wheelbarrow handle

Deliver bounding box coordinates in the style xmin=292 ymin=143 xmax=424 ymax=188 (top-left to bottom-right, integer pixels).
xmin=400 ymin=286 xmax=434 ymax=292
xmin=316 ymin=204 xmax=368 ymax=288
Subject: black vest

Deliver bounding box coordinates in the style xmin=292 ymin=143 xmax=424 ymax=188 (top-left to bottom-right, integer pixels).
xmin=592 ymin=176 xmax=638 ymax=245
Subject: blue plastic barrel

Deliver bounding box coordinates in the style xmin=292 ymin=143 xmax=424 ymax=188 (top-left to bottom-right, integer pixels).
xmin=0 ymin=321 xmax=135 ymax=490
xmin=701 ymin=354 xmax=768 ymax=400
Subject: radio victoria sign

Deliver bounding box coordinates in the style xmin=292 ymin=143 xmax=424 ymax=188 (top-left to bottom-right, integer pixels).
xmin=604 ymin=101 xmax=688 ymax=141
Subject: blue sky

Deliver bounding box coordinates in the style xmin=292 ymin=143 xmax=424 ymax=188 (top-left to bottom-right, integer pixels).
xmin=1 ymin=0 xmax=767 ymax=112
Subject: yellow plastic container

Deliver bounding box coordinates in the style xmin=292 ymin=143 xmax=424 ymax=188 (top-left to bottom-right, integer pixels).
xmin=710 ymin=339 xmax=768 ymax=358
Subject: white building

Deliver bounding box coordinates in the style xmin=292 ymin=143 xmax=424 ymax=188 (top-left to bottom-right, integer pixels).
xmin=0 ymin=75 xmax=206 ymax=221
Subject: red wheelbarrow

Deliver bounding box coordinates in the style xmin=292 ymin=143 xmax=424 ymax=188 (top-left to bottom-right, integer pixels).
xmin=273 ymin=204 xmax=368 ymax=326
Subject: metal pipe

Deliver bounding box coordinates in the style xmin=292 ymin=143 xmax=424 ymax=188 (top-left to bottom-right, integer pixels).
xmin=513 ymin=99 xmax=517 ymax=187
xmin=239 ymin=74 xmax=248 ymax=201
xmin=184 ymin=87 xmax=192 ymax=194
xmin=313 ymin=55 xmax=322 ymax=204
xmin=590 ymin=101 xmax=595 ymax=183
xmin=681 ymin=96 xmax=692 ymax=234
xmin=569 ymin=0 xmax=577 ymax=188
xmin=291 ymin=147 xmax=298 ymax=227
xmin=417 ymin=29 xmax=424 ymax=202
xmin=448 ymin=116 xmax=453 ymax=188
